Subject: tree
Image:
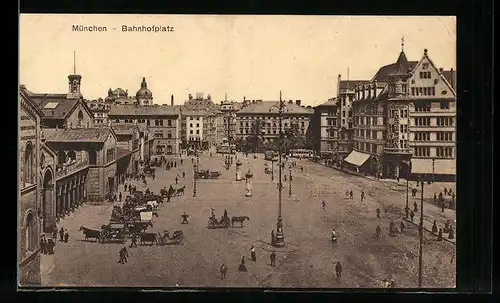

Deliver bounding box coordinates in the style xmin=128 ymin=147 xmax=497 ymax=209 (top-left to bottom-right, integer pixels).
xmin=283 ymin=122 xmax=305 ymax=153
xmin=247 ymin=120 xmax=266 ymax=152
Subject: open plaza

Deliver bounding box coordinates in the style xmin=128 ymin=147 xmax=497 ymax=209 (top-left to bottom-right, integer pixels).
xmin=41 ymin=151 xmax=456 ymax=288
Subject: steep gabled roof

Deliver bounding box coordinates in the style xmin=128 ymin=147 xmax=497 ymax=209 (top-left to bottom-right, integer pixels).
xmin=44 ymin=128 xmax=112 ymax=143
xmin=19 ymin=86 xmax=44 ymax=118
xmin=409 ymin=50 xmax=456 ymax=96
xmin=442 ymin=69 xmax=456 ymax=91
xmin=339 ymin=80 xmax=370 ymax=91
xmin=371 ymin=60 xmax=419 ymax=82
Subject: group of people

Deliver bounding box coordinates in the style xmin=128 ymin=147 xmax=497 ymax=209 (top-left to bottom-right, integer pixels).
xmin=219 ymin=245 xmax=277 ymax=279
xmin=431 ymin=219 xmax=455 ymax=240
xmin=209 ymin=208 xmax=228 ymax=225
xmin=344 ymin=190 xmax=364 ymax=201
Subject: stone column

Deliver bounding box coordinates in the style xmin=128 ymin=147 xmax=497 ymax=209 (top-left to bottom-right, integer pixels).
xmin=245 ymin=169 xmax=253 ymax=197
xmin=235 ymin=160 xmax=242 ymax=181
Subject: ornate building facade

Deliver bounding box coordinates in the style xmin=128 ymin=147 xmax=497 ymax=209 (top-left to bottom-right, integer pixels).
xmin=313 ymin=98 xmax=338 ymax=158
xmin=348 ymin=46 xmax=456 ymax=181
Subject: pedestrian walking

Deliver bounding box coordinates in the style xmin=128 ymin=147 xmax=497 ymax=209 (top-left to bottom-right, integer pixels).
xmin=389 ymin=221 xmax=395 ymax=237
xmin=345 ymin=191 xmax=349 ymax=199
xmin=270 ymin=250 xmax=276 ymax=267
xmin=64 ymin=229 xmax=69 ymax=243
xmin=375 ymin=225 xmax=382 ymax=238
xmin=300 ymin=166 xmax=303 ymax=172
xmin=130 ymin=233 xmax=138 ymax=248
xmin=349 ymin=190 xmax=353 ymax=199
xmin=410 ymin=210 xmax=415 ymax=222
xmin=124 ymin=184 xmax=127 ymax=192
xmin=434 ymin=193 xmax=437 ymax=203
xmin=52 ymin=228 xmax=58 ymax=244
xmin=122 ymin=247 xmax=129 ymax=263
xmin=250 ymin=245 xmax=256 ymax=262
xmin=181 ymin=212 xmax=189 ymax=224
xmin=119 ymin=192 xmax=122 ymax=202
xmin=118 ymin=248 xmax=124 ymax=264
xmin=432 ymin=220 xmax=438 ymax=234
xmin=400 ymin=220 xmax=405 ymax=233
xmin=220 ymin=264 xmax=227 ymax=279
xmin=40 ymin=236 xmax=46 ymax=254
xmin=444 ymin=187 xmax=448 ymax=196
xmin=238 ymin=256 xmax=247 ymax=272
xmin=181 ymin=159 xmax=183 ymax=165
xmin=448 ymin=227 xmax=455 ymax=239
xmin=322 ymin=201 xmax=326 ymax=211
xmin=59 ymin=227 xmax=65 ymax=242
xmin=441 ymin=201 xmax=445 ymax=213
xmin=175 ymin=177 xmax=178 ymax=184
xmin=413 ymin=201 xmax=418 ymax=212
xmin=437 ymin=228 xmax=443 ymax=241
xmin=376 ymin=208 xmax=381 ymax=219
xmin=335 ymin=261 xmax=342 ymax=279
xmin=405 ymin=207 xmax=409 ymax=219
xmin=174 ymin=161 xmax=177 ymax=168
xmin=284 ymin=174 xmax=287 ymax=182
xmin=361 ymin=191 xmax=365 ymax=202
xmin=182 ymin=171 xmax=185 ymax=178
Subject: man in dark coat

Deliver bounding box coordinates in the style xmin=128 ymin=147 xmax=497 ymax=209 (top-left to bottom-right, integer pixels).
xmin=130 ymin=233 xmax=138 ymax=248
xmin=335 ymin=261 xmax=342 ymax=279
xmin=413 ymin=201 xmax=418 ymax=212
xmin=270 ymin=251 xmax=276 ymax=267
xmin=59 ymin=227 xmax=65 ymax=242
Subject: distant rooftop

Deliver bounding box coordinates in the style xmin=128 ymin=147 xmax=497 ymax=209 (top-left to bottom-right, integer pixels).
xmin=109 ymin=104 xmax=180 ymax=116
xmin=44 ymin=128 xmax=112 ymax=143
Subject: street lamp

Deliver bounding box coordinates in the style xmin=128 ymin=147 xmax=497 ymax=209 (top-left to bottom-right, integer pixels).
xmin=271 ymin=159 xmax=274 ymax=181
xmin=288 ymin=164 xmax=292 ymax=197
xmin=193 ymin=163 xmax=197 ymax=197
xmin=269 ymin=90 xmax=288 ymax=248
xmin=417 ymin=173 xmax=433 ymax=287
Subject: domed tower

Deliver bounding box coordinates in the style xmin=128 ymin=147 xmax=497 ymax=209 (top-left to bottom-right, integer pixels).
xmin=136 ymin=77 xmax=153 ymax=106
xmin=105 ymin=88 xmax=115 ymax=103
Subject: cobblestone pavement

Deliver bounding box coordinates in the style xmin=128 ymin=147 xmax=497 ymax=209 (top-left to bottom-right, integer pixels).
xmin=42 ymin=151 xmax=456 ymax=288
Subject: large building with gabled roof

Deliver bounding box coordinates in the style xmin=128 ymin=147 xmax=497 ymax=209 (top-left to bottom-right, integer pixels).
xmin=346 ymin=45 xmax=456 ymax=181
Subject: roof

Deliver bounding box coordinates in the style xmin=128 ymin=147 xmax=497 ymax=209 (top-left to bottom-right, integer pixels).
xmin=44 ymin=128 xmax=112 ymax=143
xmin=117 ymin=147 xmax=132 ymax=159
xmin=111 ymin=124 xmax=139 ymax=135
xmin=371 ymin=60 xmax=418 ymax=82
xmin=390 ymin=51 xmax=410 ymax=76
xmin=442 ymin=69 xmax=456 ymax=90
xmin=109 ymin=104 xmax=180 ymax=117
xmin=181 ymin=110 xmax=211 ymax=117
xmin=19 ymin=87 xmax=44 ymax=117
xmin=317 ymin=98 xmax=338 ymax=107
xmin=237 ymin=101 xmax=314 ymax=115
xmin=339 ymin=80 xmax=370 ymax=90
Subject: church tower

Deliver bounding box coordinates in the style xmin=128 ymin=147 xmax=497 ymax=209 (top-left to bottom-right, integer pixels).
xmin=67 ymin=51 xmax=83 ymax=99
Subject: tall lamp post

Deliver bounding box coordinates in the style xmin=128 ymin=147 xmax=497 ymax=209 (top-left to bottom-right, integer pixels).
xmin=417 ymin=173 xmax=433 ymax=287
xmin=270 ymin=91 xmax=288 ymax=248
xmin=288 ymin=164 xmax=292 ymax=197
xmin=271 ymin=159 xmax=274 ymax=181
xmin=193 ymin=163 xmax=197 ymax=197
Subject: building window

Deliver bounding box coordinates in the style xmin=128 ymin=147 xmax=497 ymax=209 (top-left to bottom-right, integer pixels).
xmin=88 ymin=150 xmax=97 ymax=165
xmin=437 ymin=147 xmax=454 ymax=158
xmin=196 ymin=130 xmax=200 ymax=134
xmin=196 ymin=123 xmax=199 ymax=127
xmin=415 ymin=117 xmax=431 ymax=126
xmin=415 ymin=132 xmax=430 ymax=141
xmin=106 ymin=148 xmax=115 ymax=163
xmin=23 ymin=142 xmax=34 ymax=186
xmin=190 ymin=130 xmax=193 ymax=134
xmin=437 ymin=132 xmax=453 ymax=141
xmin=342 ymin=111 xmax=346 ymax=117
xmin=440 ymin=101 xmax=450 ymax=109
xmin=415 ymin=101 xmax=431 ymax=112
xmin=415 ymin=147 xmax=430 ymax=157
xmin=167 ymin=132 xmax=172 ymax=138
xmin=146 ymin=120 xmax=150 ymax=126
xmin=437 ymin=117 xmax=454 ymax=127
xmin=25 ymin=212 xmax=35 ymax=253
xmin=167 ymin=120 xmax=172 ymax=126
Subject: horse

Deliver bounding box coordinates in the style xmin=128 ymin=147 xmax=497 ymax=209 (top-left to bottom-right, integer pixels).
xmin=177 ymin=186 xmax=186 ymax=196
xmin=79 ymin=226 xmax=101 ymax=242
xmin=231 ymin=216 xmax=250 ymax=228
xmin=139 ymin=232 xmax=157 ymax=245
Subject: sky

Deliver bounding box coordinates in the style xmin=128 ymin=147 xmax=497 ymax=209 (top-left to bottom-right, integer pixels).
xmin=19 ymin=15 xmax=456 ymax=107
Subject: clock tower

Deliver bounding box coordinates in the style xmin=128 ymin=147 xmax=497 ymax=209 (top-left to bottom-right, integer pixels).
xmin=67 ymin=51 xmax=83 ymax=99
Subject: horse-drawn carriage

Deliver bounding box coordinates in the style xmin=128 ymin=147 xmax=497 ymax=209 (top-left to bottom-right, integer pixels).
xmin=161 ymin=185 xmax=186 ymax=197
xmin=207 ymin=215 xmax=231 ymax=229
xmin=195 ymin=170 xmax=221 ymax=179
xmin=99 ymin=223 xmax=128 ymax=243
xmin=144 ymin=166 xmax=155 ymax=177
xmin=156 ymin=230 xmax=185 ymax=245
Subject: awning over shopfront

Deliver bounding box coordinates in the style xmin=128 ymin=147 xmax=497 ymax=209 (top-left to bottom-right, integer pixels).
xmin=410 ymin=158 xmax=456 ymax=175
xmin=344 ymin=150 xmax=371 ymax=167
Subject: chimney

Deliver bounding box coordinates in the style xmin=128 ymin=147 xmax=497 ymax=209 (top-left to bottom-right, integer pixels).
xmin=337 ymin=74 xmax=342 ymax=98
xmin=439 ymin=67 xmax=444 ymax=73
xmin=295 ymin=100 xmax=301 ymax=106
xmin=171 ymin=94 xmax=174 ymax=106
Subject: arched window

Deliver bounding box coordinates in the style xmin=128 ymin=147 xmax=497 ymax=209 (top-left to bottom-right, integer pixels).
xmin=88 ymin=150 xmax=97 ymax=165
xmin=23 ymin=142 xmax=34 ymax=186
xmin=57 ymin=151 xmax=66 ymax=166
xmin=25 ymin=212 xmax=35 ymax=253
xmin=78 ymin=110 xmax=84 ymax=126
xmin=67 ymin=150 xmax=76 ymax=162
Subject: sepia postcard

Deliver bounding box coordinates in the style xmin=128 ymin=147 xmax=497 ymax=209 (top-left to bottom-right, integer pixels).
xmin=18 ymin=14 xmax=456 ymax=289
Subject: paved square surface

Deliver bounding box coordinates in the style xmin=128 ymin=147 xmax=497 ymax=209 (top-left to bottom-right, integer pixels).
xmin=42 ymin=151 xmax=456 ymax=288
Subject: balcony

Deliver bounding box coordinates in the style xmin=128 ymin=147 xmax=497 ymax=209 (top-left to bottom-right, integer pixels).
xmin=410 ymin=141 xmax=455 ymax=146
xmin=383 ymin=147 xmax=413 ymax=155
xmin=55 ymin=158 xmax=90 ymax=179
